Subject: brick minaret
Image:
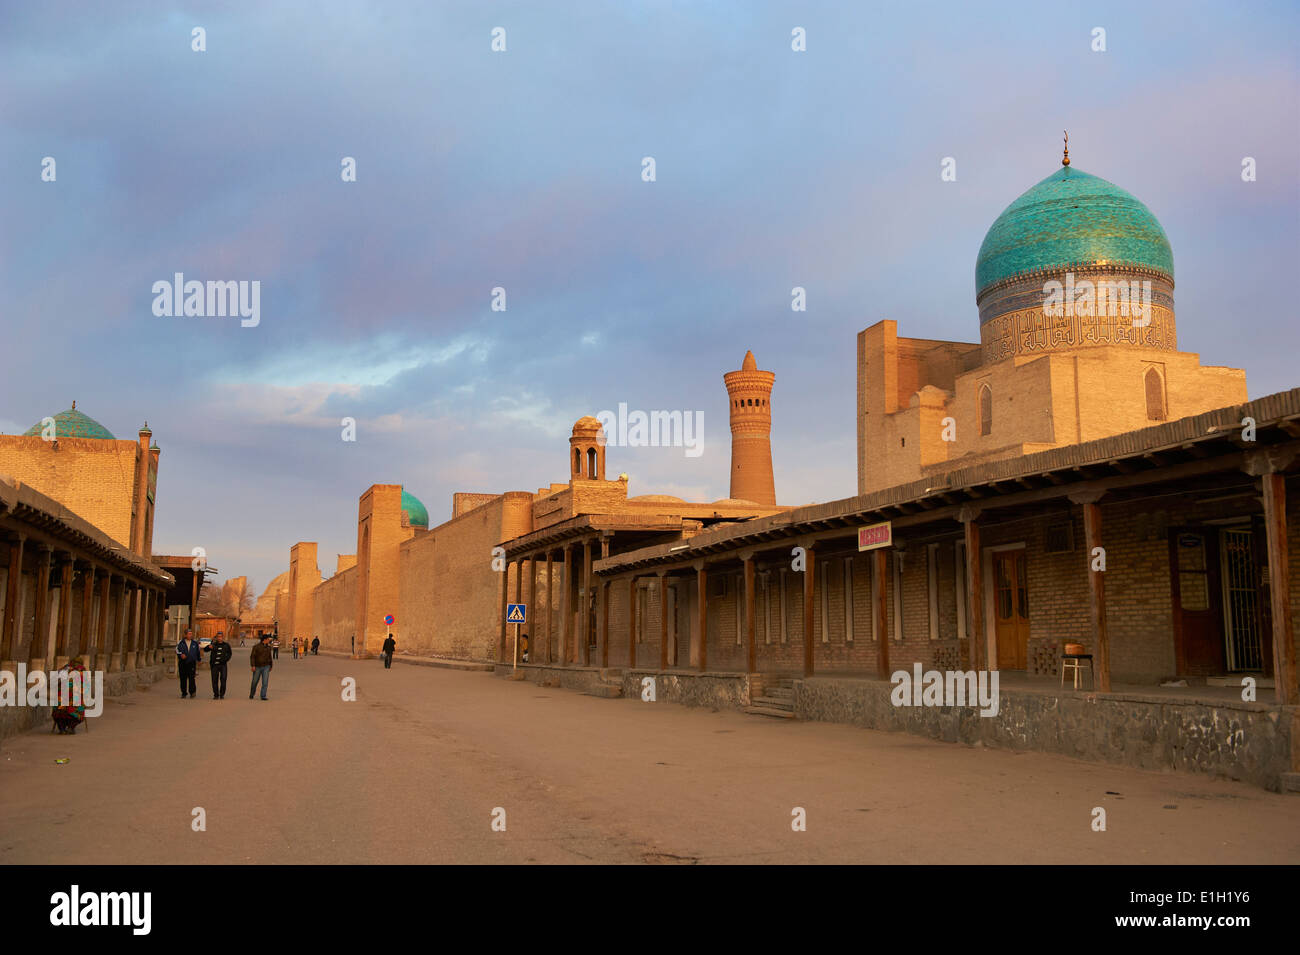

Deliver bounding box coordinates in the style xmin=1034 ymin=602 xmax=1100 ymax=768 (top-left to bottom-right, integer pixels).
xmin=724 ymin=350 xmax=776 ymax=505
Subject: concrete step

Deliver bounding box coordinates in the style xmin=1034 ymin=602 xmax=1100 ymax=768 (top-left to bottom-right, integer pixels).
xmin=743 ymin=705 xmax=795 ymax=719
xmin=764 ymin=688 xmax=794 ymax=700
xmin=585 ymin=684 xmax=623 ymax=699
xmin=752 ymin=695 xmax=794 ymax=710
xmin=1280 ymin=772 xmax=1300 ymax=793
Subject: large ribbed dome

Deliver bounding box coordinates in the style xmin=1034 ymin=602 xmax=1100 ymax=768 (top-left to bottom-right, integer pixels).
xmin=22 ymin=404 xmax=115 ymax=440
xmin=976 ymin=166 xmax=1174 ymax=300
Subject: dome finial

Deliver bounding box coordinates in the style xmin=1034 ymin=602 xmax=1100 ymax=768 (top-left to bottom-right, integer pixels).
xmin=71 ymin=400 xmax=76 ymax=410
xmin=1062 ymin=130 xmax=1070 ymax=167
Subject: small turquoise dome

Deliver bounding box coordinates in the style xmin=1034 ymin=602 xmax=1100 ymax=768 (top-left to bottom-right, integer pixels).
xmin=400 ymin=488 xmax=428 ymax=528
xmin=976 ymin=166 xmax=1174 ymax=299
xmin=22 ymin=405 xmax=115 ymax=440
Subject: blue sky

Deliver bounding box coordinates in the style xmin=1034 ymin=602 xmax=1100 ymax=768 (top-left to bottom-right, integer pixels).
xmin=2 ymin=0 xmax=1297 ymax=595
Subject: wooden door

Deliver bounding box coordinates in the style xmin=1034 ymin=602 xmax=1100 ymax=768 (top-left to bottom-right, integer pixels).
xmin=1169 ymin=529 xmax=1225 ymax=676
xmin=993 ymin=550 xmax=1029 ymax=669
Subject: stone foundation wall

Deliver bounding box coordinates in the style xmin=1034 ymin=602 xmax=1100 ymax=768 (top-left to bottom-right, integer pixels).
xmin=0 ymin=663 xmax=164 ymax=742
xmin=622 ymin=669 xmax=752 ymax=708
xmin=796 ymin=676 xmax=1297 ymax=791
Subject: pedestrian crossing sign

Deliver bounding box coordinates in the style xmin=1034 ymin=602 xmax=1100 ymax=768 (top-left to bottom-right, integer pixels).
xmin=506 ymin=603 xmax=526 ymax=623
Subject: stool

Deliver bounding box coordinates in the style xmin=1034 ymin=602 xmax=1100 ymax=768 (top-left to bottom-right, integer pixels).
xmin=1060 ymin=646 xmax=1094 ymax=690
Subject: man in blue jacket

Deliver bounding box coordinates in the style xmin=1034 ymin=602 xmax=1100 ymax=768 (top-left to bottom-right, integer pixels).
xmin=176 ymin=628 xmax=201 ymax=699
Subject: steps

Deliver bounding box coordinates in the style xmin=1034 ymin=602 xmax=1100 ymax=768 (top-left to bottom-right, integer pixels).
xmin=745 ymin=677 xmax=796 ymax=719
xmin=585 ymin=668 xmax=624 ymax=699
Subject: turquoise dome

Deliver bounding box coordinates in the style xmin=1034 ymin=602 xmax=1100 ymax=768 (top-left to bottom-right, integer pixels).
xmin=976 ymin=166 xmax=1174 ymax=299
xmin=22 ymin=406 xmax=115 ymax=440
xmin=400 ymin=488 xmax=428 ymax=528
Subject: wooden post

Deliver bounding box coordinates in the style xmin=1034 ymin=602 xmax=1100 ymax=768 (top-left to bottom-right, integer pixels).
xmin=54 ymin=556 xmax=74 ymax=666
xmin=659 ymin=571 xmax=669 ymax=671
xmin=559 ymin=545 xmax=571 ymax=667
xmin=1263 ymin=473 xmax=1298 ymax=705
xmin=600 ymin=579 xmax=610 ymax=667
xmin=1 ymin=534 xmax=25 ymax=665
xmin=78 ymin=563 xmax=95 ymax=661
xmin=803 ymin=544 xmax=816 ymax=678
xmin=743 ymin=556 xmax=756 ymax=674
xmin=962 ymin=510 xmax=985 ymax=672
xmin=627 ymin=575 xmax=637 ymax=669
xmin=498 ymin=555 xmax=510 ymax=663
xmin=96 ymin=572 xmax=112 ymax=671
xmin=524 ymin=555 xmax=535 ymax=665
xmin=29 ymin=545 xmax=53 ymax=671
xmin=696 ymin=563 xmax=708 ymax=672
xmin=1081 ymin=499 xmax=1112 ymax=692
xmin=874 ymin=549 xmax=890 ymax=678
xmin=583 ymin=540 xmax=593 ymax=666
xmin=544 ymin=551 xmax=554 ymax=664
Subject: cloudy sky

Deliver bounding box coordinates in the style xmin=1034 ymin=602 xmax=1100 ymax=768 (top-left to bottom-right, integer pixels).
xmin=2 ymin=0 xmax=1297 ymax=595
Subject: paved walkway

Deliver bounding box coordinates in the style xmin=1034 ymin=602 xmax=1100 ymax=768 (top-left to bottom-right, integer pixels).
xmin=1 ymin=647 xmax=1296 ymax=864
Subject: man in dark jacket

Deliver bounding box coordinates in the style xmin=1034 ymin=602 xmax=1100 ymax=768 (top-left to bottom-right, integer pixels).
xmin=176 ymin=629 xmax=201 ymax=698
xmin=311 ymin=636 xmax=320 ymax=655
xmin=249 ymin=634 xmax=274 ymax=700
xmin=381 ymin=633 xmax=396 ymax=669
xmin=207 ymin=631 xmax=233 ymax=699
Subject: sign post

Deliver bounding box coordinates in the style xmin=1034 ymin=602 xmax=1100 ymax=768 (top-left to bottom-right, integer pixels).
xmin=506 ymin=603 xmax=526 ymax=669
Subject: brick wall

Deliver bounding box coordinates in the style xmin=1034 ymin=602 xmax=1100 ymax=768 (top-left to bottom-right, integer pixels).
xmin=313 ymin=564 xmax=357 ymax=651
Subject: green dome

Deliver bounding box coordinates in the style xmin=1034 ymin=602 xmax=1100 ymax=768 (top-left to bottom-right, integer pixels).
xmin=400 ymin=488 xmax=428 ymax=528
xmin=22 ymin=405 xmax=115 ymax=440
xmin=976 ymin=165 xmax=1174 ymax=301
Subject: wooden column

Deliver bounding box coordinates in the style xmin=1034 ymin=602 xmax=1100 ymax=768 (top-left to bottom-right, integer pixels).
xmin=96 ymin=572 xmax=112 ymax=671
xmin=29 ymin=545 xmax=54 ymax=671
xmin=659 ymin=571 xmax=670 ymax=671
xmin=1263 ymin=473 xmax=1298 ymax=705
xmin=559 ymin=545 xmax=571 ymax=667
xmin=53 ymin=557 xmax=74 ymax=666
xmin=696 ymin=563 xmax=708 ymax=672
xmin=582 ymin=540 xmax=593 ymax=666
xmin=78 ymin=563 xmax=95 ymax=661
xmin=802 ymin=544 xmax=816 ymax=678
xmin=962 ymin=509 xmax=985 ymax=672
xmin=1 ymin=534 xmax=25 ymax=665
xmin=874 ymin=549 xmax=890 ymax=678
xmin=524 ymin=555 xmax=536 ymax=664
xmin=600 ymin=579 xmax=610 ymax=667
xmin=544 ymin=551 xmax=554 ymax=664
xmin=743 ymin=556 xmax=756 ymax=674
xmin=627 ymin=575 xmax=637 ymax=669
xmin=1080 ymin=497 xmax=1112 ymax=692
xmin=498 ymin=556 xmax=509 ymax=663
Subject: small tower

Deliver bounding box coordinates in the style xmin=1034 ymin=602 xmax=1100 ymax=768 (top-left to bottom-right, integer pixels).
xmin=569 ymin=416 xmax=606 ymax=482
xmin=724 ymin=350 xmax=776 ymax=505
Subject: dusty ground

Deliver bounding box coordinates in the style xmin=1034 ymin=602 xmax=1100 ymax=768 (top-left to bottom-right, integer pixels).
xmin=1 ymin=646 xmax=1297 ymax=864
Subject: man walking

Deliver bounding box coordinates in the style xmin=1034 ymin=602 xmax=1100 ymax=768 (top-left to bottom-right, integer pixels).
xmin=249 ymin=633 xmax=274 ymax=700
xmin=381 ymin=632 xmax=396 ymax=669
xmin=208 ymin=630 xmax=233 ymax=699
xmin=292 ymin=637 xmax=299 ymax=660
xmin=311 ymin=636 xmax=320 ymax=656
xmin=272 ymin=637 xmax=280 ymax=660
xmin=176 ymin=628 xmax=201 ymax=699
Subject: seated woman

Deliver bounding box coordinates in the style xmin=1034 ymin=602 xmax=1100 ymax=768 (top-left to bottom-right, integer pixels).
xmin=51 ymin=657 xmax=88 ymax=735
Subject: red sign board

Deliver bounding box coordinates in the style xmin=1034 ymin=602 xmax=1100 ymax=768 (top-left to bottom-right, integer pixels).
xmin=857 ymin=521 xmax=892 ymax=552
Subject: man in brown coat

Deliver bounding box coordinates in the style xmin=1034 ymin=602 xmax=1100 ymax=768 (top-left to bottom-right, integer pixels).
xmin=249 ymin=633 xmax=274 ymax=700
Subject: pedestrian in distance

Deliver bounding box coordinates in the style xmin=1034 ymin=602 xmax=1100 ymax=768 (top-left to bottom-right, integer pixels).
xmin=381 ymin=632 xmax=396 ymax=669
xmin=311 ymin=636 xmax=320 ymax=656
xmin=176 ymin=628 xmax=201 ymax=699
xmin=249 ymin=633 xmax=274 ymax=700
xmin=292 ymin=637 xmax=299 ymax=660
xmin=272 ymin=637 xmax=280 ymax=660
xmin=208 ymin=630 xmax=233 ymax=699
